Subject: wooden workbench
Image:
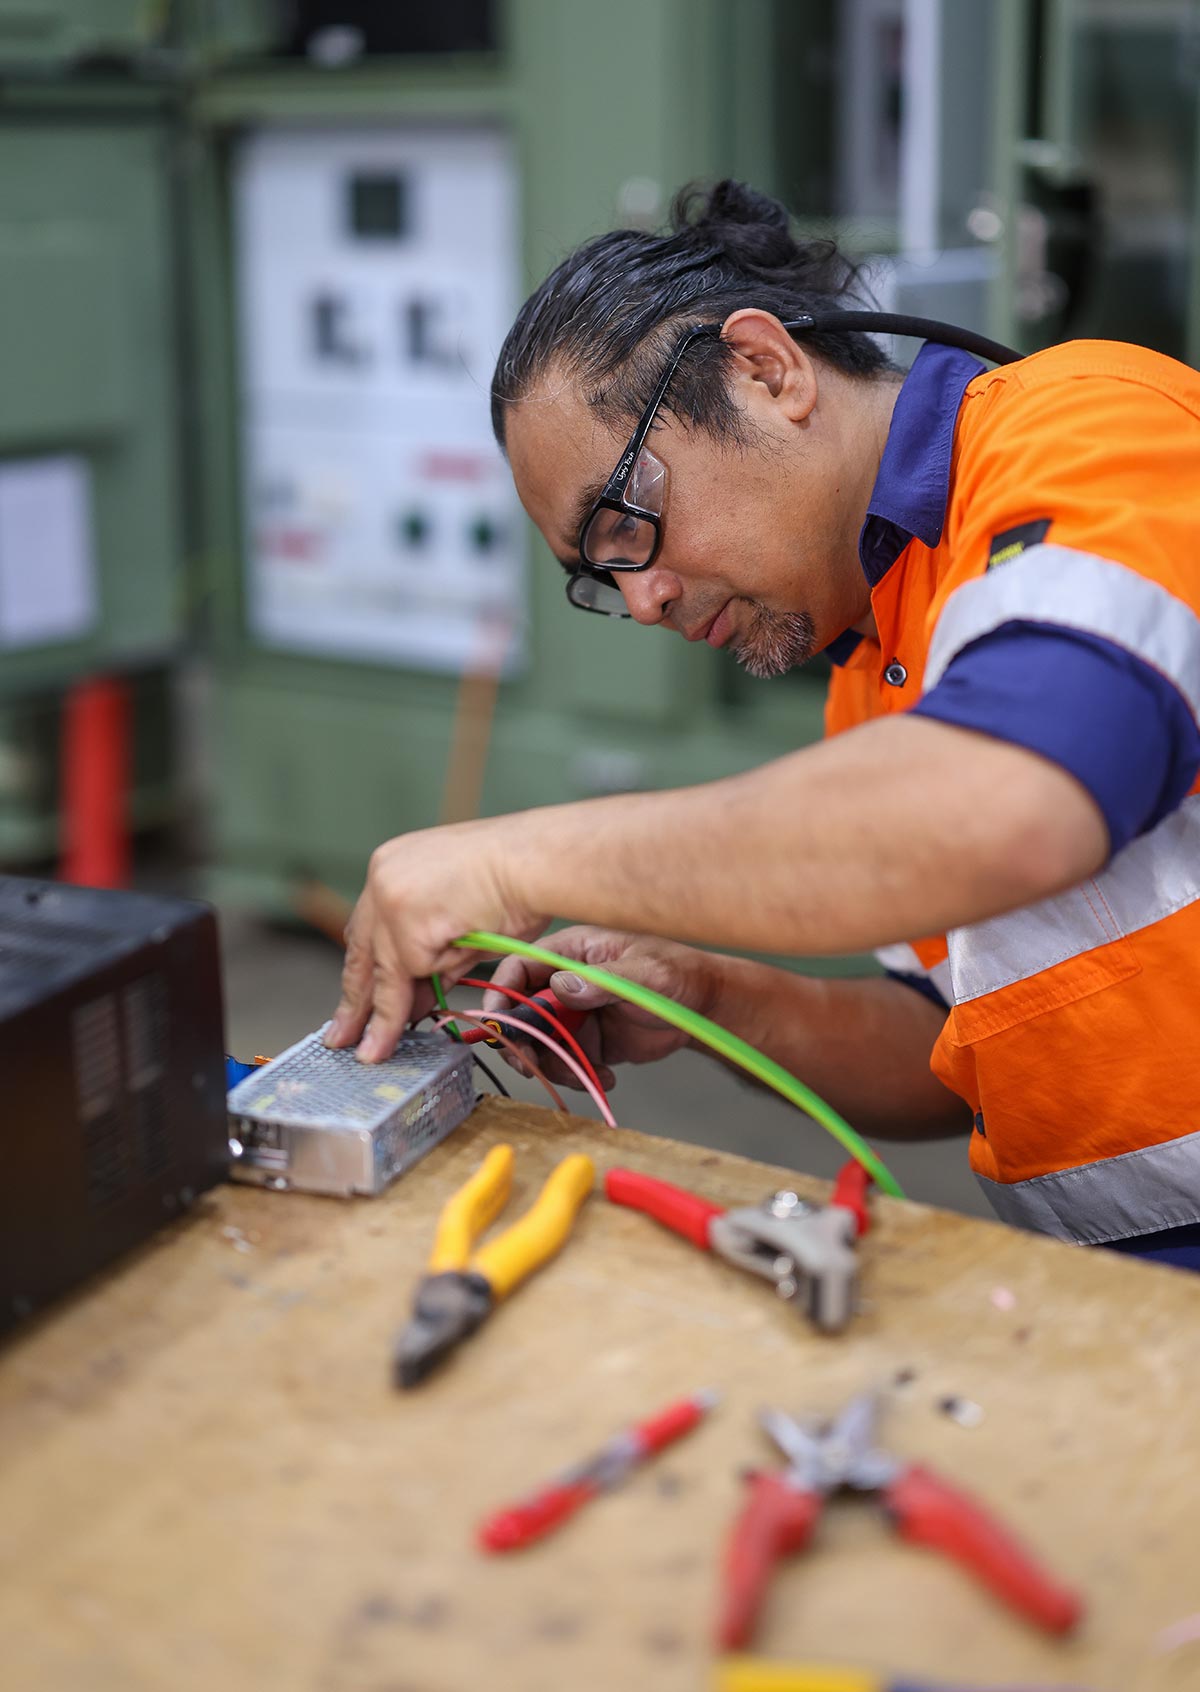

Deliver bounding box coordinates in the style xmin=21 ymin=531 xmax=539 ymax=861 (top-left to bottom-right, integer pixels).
xmin=2 ymin=1099 xmax=1198 ymax=1692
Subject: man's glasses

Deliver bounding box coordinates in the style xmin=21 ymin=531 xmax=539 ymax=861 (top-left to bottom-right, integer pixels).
xmin=566 ymin=439 xmax=668 ymax=613
xmin=566 ymin=316 xmax=808 ymax=616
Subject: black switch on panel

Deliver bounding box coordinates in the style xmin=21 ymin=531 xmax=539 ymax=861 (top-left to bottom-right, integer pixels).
xmin=312 ymin=293 xmax=367 ymax=366
xmin=404 ymin=298 xmax=458 ymax=370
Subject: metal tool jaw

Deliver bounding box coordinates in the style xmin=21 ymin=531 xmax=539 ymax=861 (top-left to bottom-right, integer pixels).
xmin=558 ymin=1430 xmax=645 ymax=1493
xmin=758 ymin=1395 xmax=899 ymax=1496
xmin=563 ymin=1387 xmax=723 ymax=1491
xmin=393 ymin=1270 xmax=494 ymax=1388
xmin=709 ymin=1190 xmax=860 ymax=1333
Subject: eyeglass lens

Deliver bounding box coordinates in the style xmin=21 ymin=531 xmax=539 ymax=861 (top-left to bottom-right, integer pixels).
xmin=581 ymin=446 xmax=666 ymax=569
xmin=566 ymin=569 xmax=628 ymax=615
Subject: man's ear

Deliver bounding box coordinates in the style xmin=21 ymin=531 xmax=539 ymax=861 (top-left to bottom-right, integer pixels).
xmin=721 ymin=308 xmax=818 ymax=423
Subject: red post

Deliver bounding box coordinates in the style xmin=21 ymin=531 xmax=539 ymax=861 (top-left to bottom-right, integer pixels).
xmin=60 ymin=676 xmax=132 ymax=889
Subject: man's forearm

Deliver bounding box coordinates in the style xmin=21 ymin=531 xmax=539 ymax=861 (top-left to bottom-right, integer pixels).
xmin=696 ymin=952 xmax=969 ymax=1139
xmin=505 ymin=715 xmax=1107 ymax=958
xmin=329 ymin=712 xmax=1110 ymax=1060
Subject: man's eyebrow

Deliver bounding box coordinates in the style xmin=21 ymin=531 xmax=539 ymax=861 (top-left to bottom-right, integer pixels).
xmin=564 ymin=478 xmax=606 ymax=554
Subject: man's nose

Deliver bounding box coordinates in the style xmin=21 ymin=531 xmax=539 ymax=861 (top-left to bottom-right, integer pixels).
xmin=617 ymin=568 xmax=675 ymax=626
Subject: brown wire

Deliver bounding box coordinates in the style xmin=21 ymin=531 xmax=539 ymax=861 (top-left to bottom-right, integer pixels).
xmin=435 ymin=1008 xmax=569 ymax=1115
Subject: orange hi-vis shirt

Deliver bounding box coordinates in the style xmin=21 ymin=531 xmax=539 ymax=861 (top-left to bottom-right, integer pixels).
xmin=825 ymin=338 xmax=1200 ymax=1245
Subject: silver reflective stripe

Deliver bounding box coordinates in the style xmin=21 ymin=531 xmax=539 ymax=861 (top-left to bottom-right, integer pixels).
xmin=925 ymin=544 xmax=1200 ymax=720
xmin=947 ymin=791 xmax=1200 ymax=1002
xmin=875 ymin=942 xmax=953 ymax=1003
xmin=976 ymin=1130 xmax=1200 ymax=1244
xmin=877 ymin=941 xmax=921 ymax=975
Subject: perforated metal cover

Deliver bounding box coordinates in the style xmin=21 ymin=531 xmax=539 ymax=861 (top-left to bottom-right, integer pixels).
xmin=227 ymin=1028 xmax=475 ymax=1197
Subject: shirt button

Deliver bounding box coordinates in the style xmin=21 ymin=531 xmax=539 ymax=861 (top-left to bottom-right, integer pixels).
xmin=884 ymin=660 xmax=908 ymax=687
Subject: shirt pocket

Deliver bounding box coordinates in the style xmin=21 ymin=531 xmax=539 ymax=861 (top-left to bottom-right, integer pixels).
xmin=943 ymin=882 xmax=1142 ymax=1044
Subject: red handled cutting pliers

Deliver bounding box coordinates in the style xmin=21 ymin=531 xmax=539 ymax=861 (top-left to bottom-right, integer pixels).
xmin=719 ymin=1391 xmax=1084 ymax=1651
xmin=605 ymin=1160 xmax=872 ymax=1333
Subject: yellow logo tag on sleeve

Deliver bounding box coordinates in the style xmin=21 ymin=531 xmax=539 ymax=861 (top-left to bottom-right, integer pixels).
xmin=987 ymin=518 xmax=1051 ymax=570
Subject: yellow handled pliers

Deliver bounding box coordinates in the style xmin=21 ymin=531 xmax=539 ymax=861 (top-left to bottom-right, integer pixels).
xmin=394 ymin=1144 xmax=594 ymax=1388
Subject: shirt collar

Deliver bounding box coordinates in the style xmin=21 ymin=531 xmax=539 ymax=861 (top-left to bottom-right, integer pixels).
xmin=858 ymin=340 xmax=984 ymax=589
xmin=825 ymin=629 xmax=864 ymax=666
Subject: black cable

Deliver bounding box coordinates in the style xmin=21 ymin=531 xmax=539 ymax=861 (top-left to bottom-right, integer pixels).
xmin=471 ymin=1051 xmax=511 ymax=1099
xmin=414 ymin=1004 xmax=511 ymax=1098
xmin=798 ymin=310 xmax=1022 ymax=368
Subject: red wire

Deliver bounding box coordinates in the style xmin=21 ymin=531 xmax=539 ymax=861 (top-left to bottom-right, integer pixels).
xmin=458 ymin=975 xmax=608 ymax=1103
xmin=435 ymin=1010 xmax=569 ymax=1115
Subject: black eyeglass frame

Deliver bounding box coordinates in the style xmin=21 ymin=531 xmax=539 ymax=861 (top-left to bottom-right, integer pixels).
xmin=576 ymin=319 xmax=729 ymax=569
xmin=565 ymin=309 xmax=1022 ymax=616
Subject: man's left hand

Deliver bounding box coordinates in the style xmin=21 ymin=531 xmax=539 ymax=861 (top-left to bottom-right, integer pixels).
xmin=323 ymin=817 xmax=546 ymax=1062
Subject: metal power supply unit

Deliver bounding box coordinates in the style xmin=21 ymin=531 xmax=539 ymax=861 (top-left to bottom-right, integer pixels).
xmin=227 ymin=1029 xmax=475 ymax=1197
xmin=0 ymin=877 xmax=229 ymax=1335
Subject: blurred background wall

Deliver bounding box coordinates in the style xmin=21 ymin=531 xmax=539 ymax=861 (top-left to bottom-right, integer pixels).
xmin=2 ymin=0 xmax=1199 ymax=1208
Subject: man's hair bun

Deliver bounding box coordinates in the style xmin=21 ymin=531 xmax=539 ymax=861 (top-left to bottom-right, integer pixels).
xmin=673 ymin=178 xmax=854 ymax=295
xmin=677 ymin=180 xmax=793 ymax=267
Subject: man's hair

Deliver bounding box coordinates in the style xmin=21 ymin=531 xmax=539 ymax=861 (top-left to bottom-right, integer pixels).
xmin=490 ymin=178 xmax=891 ymax=452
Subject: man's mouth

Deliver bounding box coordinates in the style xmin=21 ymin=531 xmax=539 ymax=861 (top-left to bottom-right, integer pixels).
xmin=683 ymin=600 xmax=734 ymax=645
xmin=704 ymin=602 xmax=735 ymax=648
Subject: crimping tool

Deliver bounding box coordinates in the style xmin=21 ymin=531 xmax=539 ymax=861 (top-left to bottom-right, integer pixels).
xmin=605 ymin=1159 xmax=871 ymax=1332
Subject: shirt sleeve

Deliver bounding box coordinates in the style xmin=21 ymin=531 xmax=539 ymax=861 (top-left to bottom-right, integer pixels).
xmin=883 ymin=968 xmax=949 ymax=1011
xmin=912 ymin=622 xmax=1200 ymax=855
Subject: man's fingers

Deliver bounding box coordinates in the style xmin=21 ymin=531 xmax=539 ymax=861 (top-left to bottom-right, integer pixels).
xmin=357 ymin=943 xmax=414 ymax=1064
xmin=470 ymin=944 xmax=634 ymax=1090
xmin=482 ymin=956 xmax=541 ymax=1014
xmin=548 ymin=967 xmax=617 ymax=1011
xmin=326 ymin=919 xmax=374 ymax=1048
xmin=497 ymin=1040 xmax=579 ymax=1090
xmin=408 ymin=980 xmax=438 ymax=1026
xmin=505 ymin=1039 xmax=535 ymax=1078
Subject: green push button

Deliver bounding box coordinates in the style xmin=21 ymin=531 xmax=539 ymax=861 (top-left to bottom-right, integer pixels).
xmin=397 ymin=510 xmax=430 ymax=549
xmin=469 ymin=515 xmax=503 ymax=553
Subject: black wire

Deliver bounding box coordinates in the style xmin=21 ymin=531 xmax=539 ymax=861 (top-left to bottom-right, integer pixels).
xmin=412 ymin=1004 xmax=511 ymax=1097
xmin=800 ymin=309 xmax=1022 ymax=368
xmin=471 ymin=1051 xmax=511 ymax=1099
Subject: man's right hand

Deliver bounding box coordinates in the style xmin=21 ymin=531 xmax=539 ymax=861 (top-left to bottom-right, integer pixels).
xmin=480 ymin=927 xmax=720 ymax=1091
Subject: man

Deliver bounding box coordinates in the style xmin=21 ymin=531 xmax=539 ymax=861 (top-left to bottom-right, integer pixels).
xmin=325 ymin=181 xmax=1200 ymax=1264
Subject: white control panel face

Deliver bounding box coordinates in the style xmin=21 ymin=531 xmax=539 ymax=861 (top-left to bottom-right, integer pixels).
xmin=234 ymin=125 xmax=524 ymax=673
xmin=0 ymin=456 xmax=97 ymax=650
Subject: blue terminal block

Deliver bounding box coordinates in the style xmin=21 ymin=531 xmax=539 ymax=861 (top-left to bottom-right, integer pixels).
xmin=225 ymin=1055 xmax=260 ymax=1091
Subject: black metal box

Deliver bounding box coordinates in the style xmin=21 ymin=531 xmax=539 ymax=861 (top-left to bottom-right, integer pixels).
xmin=0 ymin=877 xmax=228 ymax=1333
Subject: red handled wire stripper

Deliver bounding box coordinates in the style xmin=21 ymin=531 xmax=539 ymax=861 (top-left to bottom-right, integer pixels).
xmin=478 ymin=1388 xmax=717 ymax=1552
xmin=605 ymin=1160 xmax=872 ymax=1333
xmin=720 ymin=1391 xmax=1084 ymax=1651
xmin=458 ymin=988 xmax=589 ymax=1049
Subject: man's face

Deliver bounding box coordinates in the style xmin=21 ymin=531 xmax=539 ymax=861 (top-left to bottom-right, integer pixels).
xmin=504 ymin=331 xmax=875 ymax=677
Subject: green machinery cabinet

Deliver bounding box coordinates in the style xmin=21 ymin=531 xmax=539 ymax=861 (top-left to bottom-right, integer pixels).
xmin=0 ymin=95 xmax=187 ymax=857
xmin=192 ymin=0 xmax=833 ymax=916
xmin=0 ymin=118 xmax=184 ymax=690
xmin=0 ymin=1 xmax=157 ymax=67
xmin=0 ymin=0 xmax=288 ymax=861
